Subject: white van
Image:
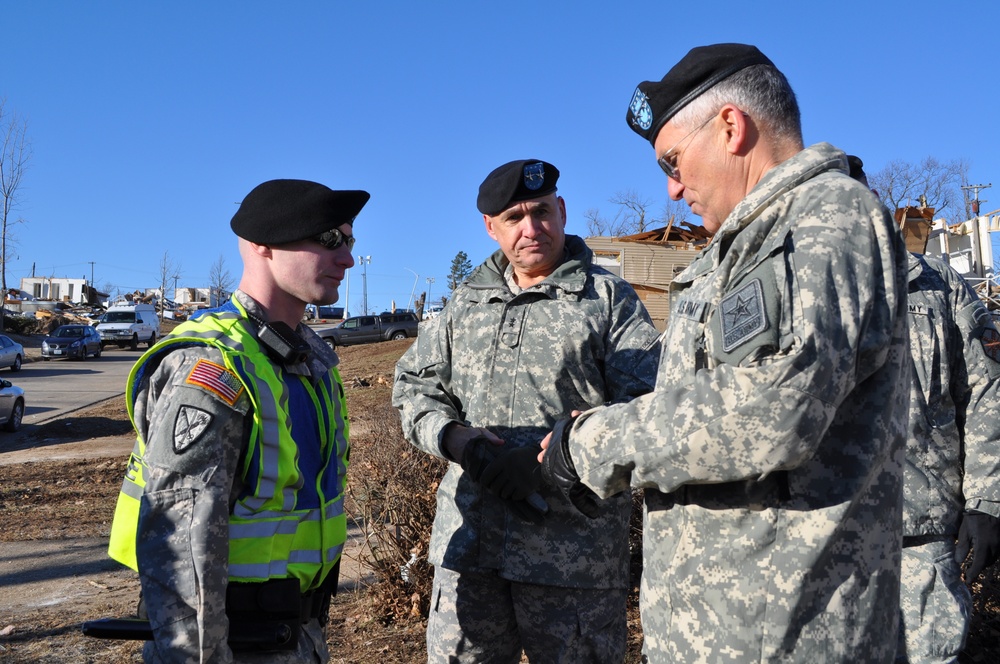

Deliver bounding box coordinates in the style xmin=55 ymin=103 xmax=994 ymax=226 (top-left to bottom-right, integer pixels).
xmin=96 ymin=301 xmax=161 ymax=350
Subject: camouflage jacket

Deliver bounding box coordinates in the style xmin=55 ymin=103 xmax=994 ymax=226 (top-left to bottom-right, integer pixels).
xmin=131 ymin=291 xmax=342 ymax=663
xmin=567 ymin=144 xmax=910 ymax=662
xmin=392 ymin=235 xmax=659 ymax=589
xmin=904 ymin=252 xmax=1000 ymax=537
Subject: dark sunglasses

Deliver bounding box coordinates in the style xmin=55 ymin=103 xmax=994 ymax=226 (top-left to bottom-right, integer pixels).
xmin=311 ymin=228 xmax=355 ymax=252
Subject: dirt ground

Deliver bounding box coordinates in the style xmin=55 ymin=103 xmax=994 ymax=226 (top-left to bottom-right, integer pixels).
xmin=1 ymin=336 xmax=999 ymax=663
xmin=0 ymin=339 xmax=426 ymax=663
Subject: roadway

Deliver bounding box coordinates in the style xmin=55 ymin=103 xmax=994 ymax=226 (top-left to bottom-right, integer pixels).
xmin=13 ymin=349 xmax=140 ymax=426
xmin=9 ymin=322 xmax=344 ymax=427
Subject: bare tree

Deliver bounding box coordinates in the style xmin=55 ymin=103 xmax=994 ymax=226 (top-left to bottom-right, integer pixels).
xmin=157 ymin=251 xmax=182 ymax=318
xmin=584 ymin=207 xmax=609 ymax=236
xmin=868 ymin=156 xmax=970 ymax=219
xmin=586 ymin=190 xmax=659 ymax=237
xmin=659 ymin=198 xmax=693 ymax=231
xmin=585 ymin=190 xmax=695 ymax=238
xmin=208 ymin=253 xmax=235 ymax=306
xmin=0 ymin=100 xmax=31 ymax=331
xmin=609 ymin=189 xmax=655 ymax=234
xmin=100 ymin=281 xmax=118 ymax=305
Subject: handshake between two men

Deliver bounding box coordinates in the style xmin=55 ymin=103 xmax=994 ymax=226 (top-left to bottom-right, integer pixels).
xmin=445 ymin=413 xmax=603 ymax=522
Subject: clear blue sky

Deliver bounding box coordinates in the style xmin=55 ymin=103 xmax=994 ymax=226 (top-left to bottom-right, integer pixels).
xmin=5 ymin=1 xmax=999 ymax=315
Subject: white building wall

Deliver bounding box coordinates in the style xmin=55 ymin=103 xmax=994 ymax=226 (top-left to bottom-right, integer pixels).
xmin=19 ymin=276 xmax=90 ymax=304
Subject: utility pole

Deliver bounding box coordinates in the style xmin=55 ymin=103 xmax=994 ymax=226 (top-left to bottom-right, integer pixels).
xmin=358 ymin=255 xmax=372 ymax=315
xmin=404 ymin=267 xmax=419 ymax=312
xmin=344 ymin=267 xmax=350 ymax=318
xmin=426 ymin=277 xmax=435 ymax=309
xmin=962 ymin=183 xmax=991 ymax=217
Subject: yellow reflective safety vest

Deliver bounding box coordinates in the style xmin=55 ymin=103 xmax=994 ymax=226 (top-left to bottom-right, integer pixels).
xmin=108 ymin=298 xmax=349 ymax=592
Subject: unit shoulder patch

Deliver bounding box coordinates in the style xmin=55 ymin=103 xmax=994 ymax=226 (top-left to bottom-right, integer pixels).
xmin=720 ymin=279 xmax=768 ymax=352
xmin=173 ymin=405 xmax=213 ymax=453
xmin=185 ymin=358 xmax=244 ymax=405
xmin=982 ymin=327 xmax=1000 ymax=364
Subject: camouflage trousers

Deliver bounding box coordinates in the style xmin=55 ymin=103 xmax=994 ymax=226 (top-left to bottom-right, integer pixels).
xmin=895 ymin=538 xmax=971 ymax=663
xmin=143 ymin=618 xmax=330 ymax=663
xmin=426 ymin=566 xmax=628 ymax=664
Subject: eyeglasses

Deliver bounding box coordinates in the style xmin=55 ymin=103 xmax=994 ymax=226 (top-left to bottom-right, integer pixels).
xmin=657 ymin=113 xmax=716 ymax=182
xmin=311 ymin=228 xmax=356 ymax=252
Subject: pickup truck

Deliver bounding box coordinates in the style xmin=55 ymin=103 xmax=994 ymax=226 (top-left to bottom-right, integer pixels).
xmin=317 ymin=312 xmax=418 ymax=348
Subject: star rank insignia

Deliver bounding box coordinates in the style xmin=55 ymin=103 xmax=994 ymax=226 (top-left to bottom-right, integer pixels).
xmin=720 ymin=279 xmax=768 ymax=352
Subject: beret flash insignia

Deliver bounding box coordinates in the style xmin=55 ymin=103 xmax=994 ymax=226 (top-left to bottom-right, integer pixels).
xmin=629 ymin=88 xmax=653 ymax=131
xmin=523 ymin=162 xmax=545 ymax=191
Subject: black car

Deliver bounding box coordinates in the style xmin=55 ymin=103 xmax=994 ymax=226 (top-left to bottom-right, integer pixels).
xmin=41 ymin=324 xmax=103 ymax=360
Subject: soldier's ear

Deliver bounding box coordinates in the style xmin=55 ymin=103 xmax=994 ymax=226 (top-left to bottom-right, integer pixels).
xmin=484 ymin=214 xmax=499 ymax=242
xmin=248 ymin=242 xmax=273 ymax=258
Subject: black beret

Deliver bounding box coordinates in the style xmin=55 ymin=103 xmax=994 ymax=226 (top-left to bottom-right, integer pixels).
xmin=230 ymin=179 xmax=370 ymax=244
xmin=477 ymin=160 xmax=559 ymax=215
xmin=846 ymin=155 xmax=866 ymax=180
xmin=626 ymin=43 xmax=774 ymax=145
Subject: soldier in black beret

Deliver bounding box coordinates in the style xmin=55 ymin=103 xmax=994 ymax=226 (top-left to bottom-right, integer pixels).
xmin=393 ymin=157 xmax=659 ymax=662
xmin=475 ymin=159 xmax=567 ymax=288
xmin=539 ymin=43 xmax=911 ymax=663
xmin=230 ymin=178 xmax=369 ymax=246
xmin=107 ymin=177 xmax=369 ymax=663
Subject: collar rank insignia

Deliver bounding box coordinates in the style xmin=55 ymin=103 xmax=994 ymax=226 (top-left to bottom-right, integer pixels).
xmin=185 ymin=359 xmax=244 ymax=406
xmin=720 ymin=279 xmax=768 ymax=352
xmin=523 ymin=162 xmax=545 ymax=190
xmin=173 ymin=406 xmax=213 ymax=453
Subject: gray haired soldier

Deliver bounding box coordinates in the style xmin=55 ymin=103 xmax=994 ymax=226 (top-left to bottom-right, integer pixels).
xmin=539 ymin=44 xmax=910 ymax=662
xmin=392 ymin=159 xmax=659 ymax=663
xmin=848 ymin=155 xmax=1000 ymax=663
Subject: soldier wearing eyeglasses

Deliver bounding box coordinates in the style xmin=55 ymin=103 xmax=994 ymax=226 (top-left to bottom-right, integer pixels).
xmin=107 ymin=179 xmax=367 ymax=662
xmin=539 ymin=44 xmax=910 ymax=662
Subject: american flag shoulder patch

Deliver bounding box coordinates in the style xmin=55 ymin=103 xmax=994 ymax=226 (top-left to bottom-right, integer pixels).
xmin=185 ymin=359 xmax=244 ymax=405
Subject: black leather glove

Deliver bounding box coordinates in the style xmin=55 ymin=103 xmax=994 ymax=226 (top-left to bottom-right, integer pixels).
xmin=480 ymin=445 xmax=543 ymax=501
xmin=461 ymin=436 xmax=548 ymax=524
xmin=540 ymin=417 xmax=602 ymax=519
xmin=955 ymin=510 xmax=1000 ymax=583
xmin=458 ymin=434 xmax=496 ymax=481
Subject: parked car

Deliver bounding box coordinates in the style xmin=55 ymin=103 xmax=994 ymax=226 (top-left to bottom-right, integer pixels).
xmin=424 ymin=304 xmax=445 ymax=319
xmin=317 ymin=312 xmax=419 ymax=348
xmin=0 ymin=334 xmax=24 ymax=371
xmin=0 ymin=378 xmax=25 ymax=432
xmin=41 ymin=324 xmax=103 ymax=360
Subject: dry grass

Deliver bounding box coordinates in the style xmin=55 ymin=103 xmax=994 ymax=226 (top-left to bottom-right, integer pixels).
xmin=1 ymin=337 xmax=998 ymax=662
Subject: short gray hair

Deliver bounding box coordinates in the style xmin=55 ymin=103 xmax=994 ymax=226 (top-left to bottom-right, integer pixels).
xmin=674 ymin=64 xmax=802 ymax=146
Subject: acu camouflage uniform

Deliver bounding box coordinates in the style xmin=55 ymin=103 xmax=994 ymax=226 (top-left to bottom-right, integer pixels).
xmin=127 ymin=290 xmax=344 ymax=663
xmin=566 ymin=144 xmax=910 ymax=663
xmin=896 ymin=253 xmax=1000 ymax=663
xmin=392 ymin=234 xmax=659 ymax=661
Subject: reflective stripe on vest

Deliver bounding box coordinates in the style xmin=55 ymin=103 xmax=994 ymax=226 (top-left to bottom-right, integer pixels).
xmin=107 ymin=297 xmax=349 ymax=591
